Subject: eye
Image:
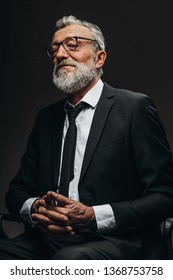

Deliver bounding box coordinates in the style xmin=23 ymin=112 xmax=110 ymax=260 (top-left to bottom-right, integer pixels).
xmin=64 ymin=38 xmax=78 ymax=50
xmin=51 ymin=45 xmax=58 ymax=52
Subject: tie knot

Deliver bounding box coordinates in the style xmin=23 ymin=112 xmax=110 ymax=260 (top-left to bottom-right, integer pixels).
xmin=66 ymin=102 xmax=88 ymax=122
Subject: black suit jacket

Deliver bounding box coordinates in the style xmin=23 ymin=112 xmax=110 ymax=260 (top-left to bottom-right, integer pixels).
xmin=6 ymin=83 xmax=173 ymax=258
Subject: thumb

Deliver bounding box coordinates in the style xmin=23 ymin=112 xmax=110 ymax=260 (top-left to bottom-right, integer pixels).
xmin=46 ymin=191 xmax=71 ymax=206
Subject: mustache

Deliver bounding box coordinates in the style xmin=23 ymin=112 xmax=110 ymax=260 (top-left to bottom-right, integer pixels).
xmin=55 ymin=59 xmax=77 ymax=70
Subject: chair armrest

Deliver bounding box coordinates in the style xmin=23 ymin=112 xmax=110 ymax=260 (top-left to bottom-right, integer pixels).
xmin=162 ymin=217 xmax=173 ymax=259
xmin=0 ymin=213 xmax=20 ymax=239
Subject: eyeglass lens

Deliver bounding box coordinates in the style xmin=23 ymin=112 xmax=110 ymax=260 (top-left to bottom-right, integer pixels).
xmin=47 ymin=37 xmax=78 ymax=57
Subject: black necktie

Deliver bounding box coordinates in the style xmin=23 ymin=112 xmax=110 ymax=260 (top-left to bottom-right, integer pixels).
xmin=58 ymin=102 xmax=88 ymax=197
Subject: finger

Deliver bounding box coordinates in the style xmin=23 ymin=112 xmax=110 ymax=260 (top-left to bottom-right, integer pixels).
xmin=32 ymin=213 xmax=53 ymax=225
xmin=46 ymin=191 xmax=72 ymax=206
xmin=42 ymin=189 xmax=54 ymax=200
xmin=46 ymin=204 xmax=70 ymax=216
xmin=44 ymin=191 xmax=58 ymax=202
xmin=37 ymin=199 xmax=48 ymax=208
xmin=42 ymin=196 xmax=56 ymax=206
xmin=37 ymin=206 xmax=68 ymax=223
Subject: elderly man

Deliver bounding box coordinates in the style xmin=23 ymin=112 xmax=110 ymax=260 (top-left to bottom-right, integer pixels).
xmin=0 ymin=15 xmax=173 ymax=260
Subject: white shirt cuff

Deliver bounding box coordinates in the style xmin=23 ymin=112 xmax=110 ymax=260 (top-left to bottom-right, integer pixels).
xmin=20 ymin=197 xmax=39 ymax=225
xmin=92 ymin=204 xmax=116 ymax=234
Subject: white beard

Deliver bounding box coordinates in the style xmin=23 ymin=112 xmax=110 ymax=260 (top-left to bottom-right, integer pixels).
xmin=53 ymin=59 xmax=97 ymax=93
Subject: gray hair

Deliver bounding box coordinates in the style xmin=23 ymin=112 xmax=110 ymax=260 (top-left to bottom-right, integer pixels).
xmin=55 ymin=15 xmax=105 ymax=52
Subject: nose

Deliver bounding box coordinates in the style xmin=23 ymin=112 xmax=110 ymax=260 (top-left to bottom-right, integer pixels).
xmin=53 ymin=44 xmax=69 ymax=63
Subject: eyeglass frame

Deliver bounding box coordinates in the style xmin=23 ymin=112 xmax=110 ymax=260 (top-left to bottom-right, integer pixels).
xmin=45 ymin=36 xmax=101 ymax=58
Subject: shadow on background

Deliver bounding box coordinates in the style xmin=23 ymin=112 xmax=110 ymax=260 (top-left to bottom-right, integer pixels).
xmin=0 ymin=0 xmax=173 ymax=236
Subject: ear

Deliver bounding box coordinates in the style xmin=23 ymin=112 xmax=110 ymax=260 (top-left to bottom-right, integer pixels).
xmin=95 ymin=50 xmax=107 ymax=69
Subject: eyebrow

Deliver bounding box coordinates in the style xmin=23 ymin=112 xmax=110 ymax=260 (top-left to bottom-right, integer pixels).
xmin=53 ymin=35 xmax=96 ymax=42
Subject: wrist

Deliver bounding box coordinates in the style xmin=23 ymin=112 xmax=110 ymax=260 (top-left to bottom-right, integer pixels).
xmin=88 ymin=207 xmax=97 ymax=231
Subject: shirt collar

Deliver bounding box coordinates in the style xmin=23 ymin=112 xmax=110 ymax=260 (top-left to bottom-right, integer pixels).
xmin=65 ymin=79 xmax=103 ymax=109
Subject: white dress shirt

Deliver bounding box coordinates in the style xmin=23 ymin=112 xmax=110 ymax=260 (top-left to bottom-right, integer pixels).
xmin=20 ymin=79 xmax=116 ymax=234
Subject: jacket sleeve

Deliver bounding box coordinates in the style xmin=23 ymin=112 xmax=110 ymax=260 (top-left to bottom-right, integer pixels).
xmin=5 ymin=112 xmax=41 ymax=217
xmin=110 ymin=95 xmax=173 ymax=233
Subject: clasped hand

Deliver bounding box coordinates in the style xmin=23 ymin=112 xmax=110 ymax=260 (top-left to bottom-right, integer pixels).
xmin=31 ymin=191 xmax=96 ymax=236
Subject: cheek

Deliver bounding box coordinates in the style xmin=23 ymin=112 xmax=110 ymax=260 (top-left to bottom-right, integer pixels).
xmin=80 ymin=56 xmax=96 ymax=68
xmin=86 ymin=57 xmax=96 ymax=68
xmin=71 ymin=50 xmax=96 ymax=64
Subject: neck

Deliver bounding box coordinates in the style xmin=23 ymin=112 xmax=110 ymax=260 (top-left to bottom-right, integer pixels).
xmin=67 ymin=76 xmax=100 ymax=105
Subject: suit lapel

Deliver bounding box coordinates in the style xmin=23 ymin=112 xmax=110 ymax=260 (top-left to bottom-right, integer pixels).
xmin=79 ymin=83 xmax=116 ymax=183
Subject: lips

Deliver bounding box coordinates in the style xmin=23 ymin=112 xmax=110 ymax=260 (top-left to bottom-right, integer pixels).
xmin=57 ymin=64 xmax=76 ymax=70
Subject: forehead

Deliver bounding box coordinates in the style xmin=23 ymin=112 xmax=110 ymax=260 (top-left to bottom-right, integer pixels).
xmin=53 ymin=24 xmax=93 ymax=42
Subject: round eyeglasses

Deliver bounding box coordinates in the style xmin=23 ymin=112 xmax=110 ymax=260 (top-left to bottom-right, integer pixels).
xmin=45 ymin=36 xmax=100 ymax=58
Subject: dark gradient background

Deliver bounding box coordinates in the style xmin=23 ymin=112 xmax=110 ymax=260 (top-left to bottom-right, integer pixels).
xmin=0 ymin=1 xmax=173 ymax=235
